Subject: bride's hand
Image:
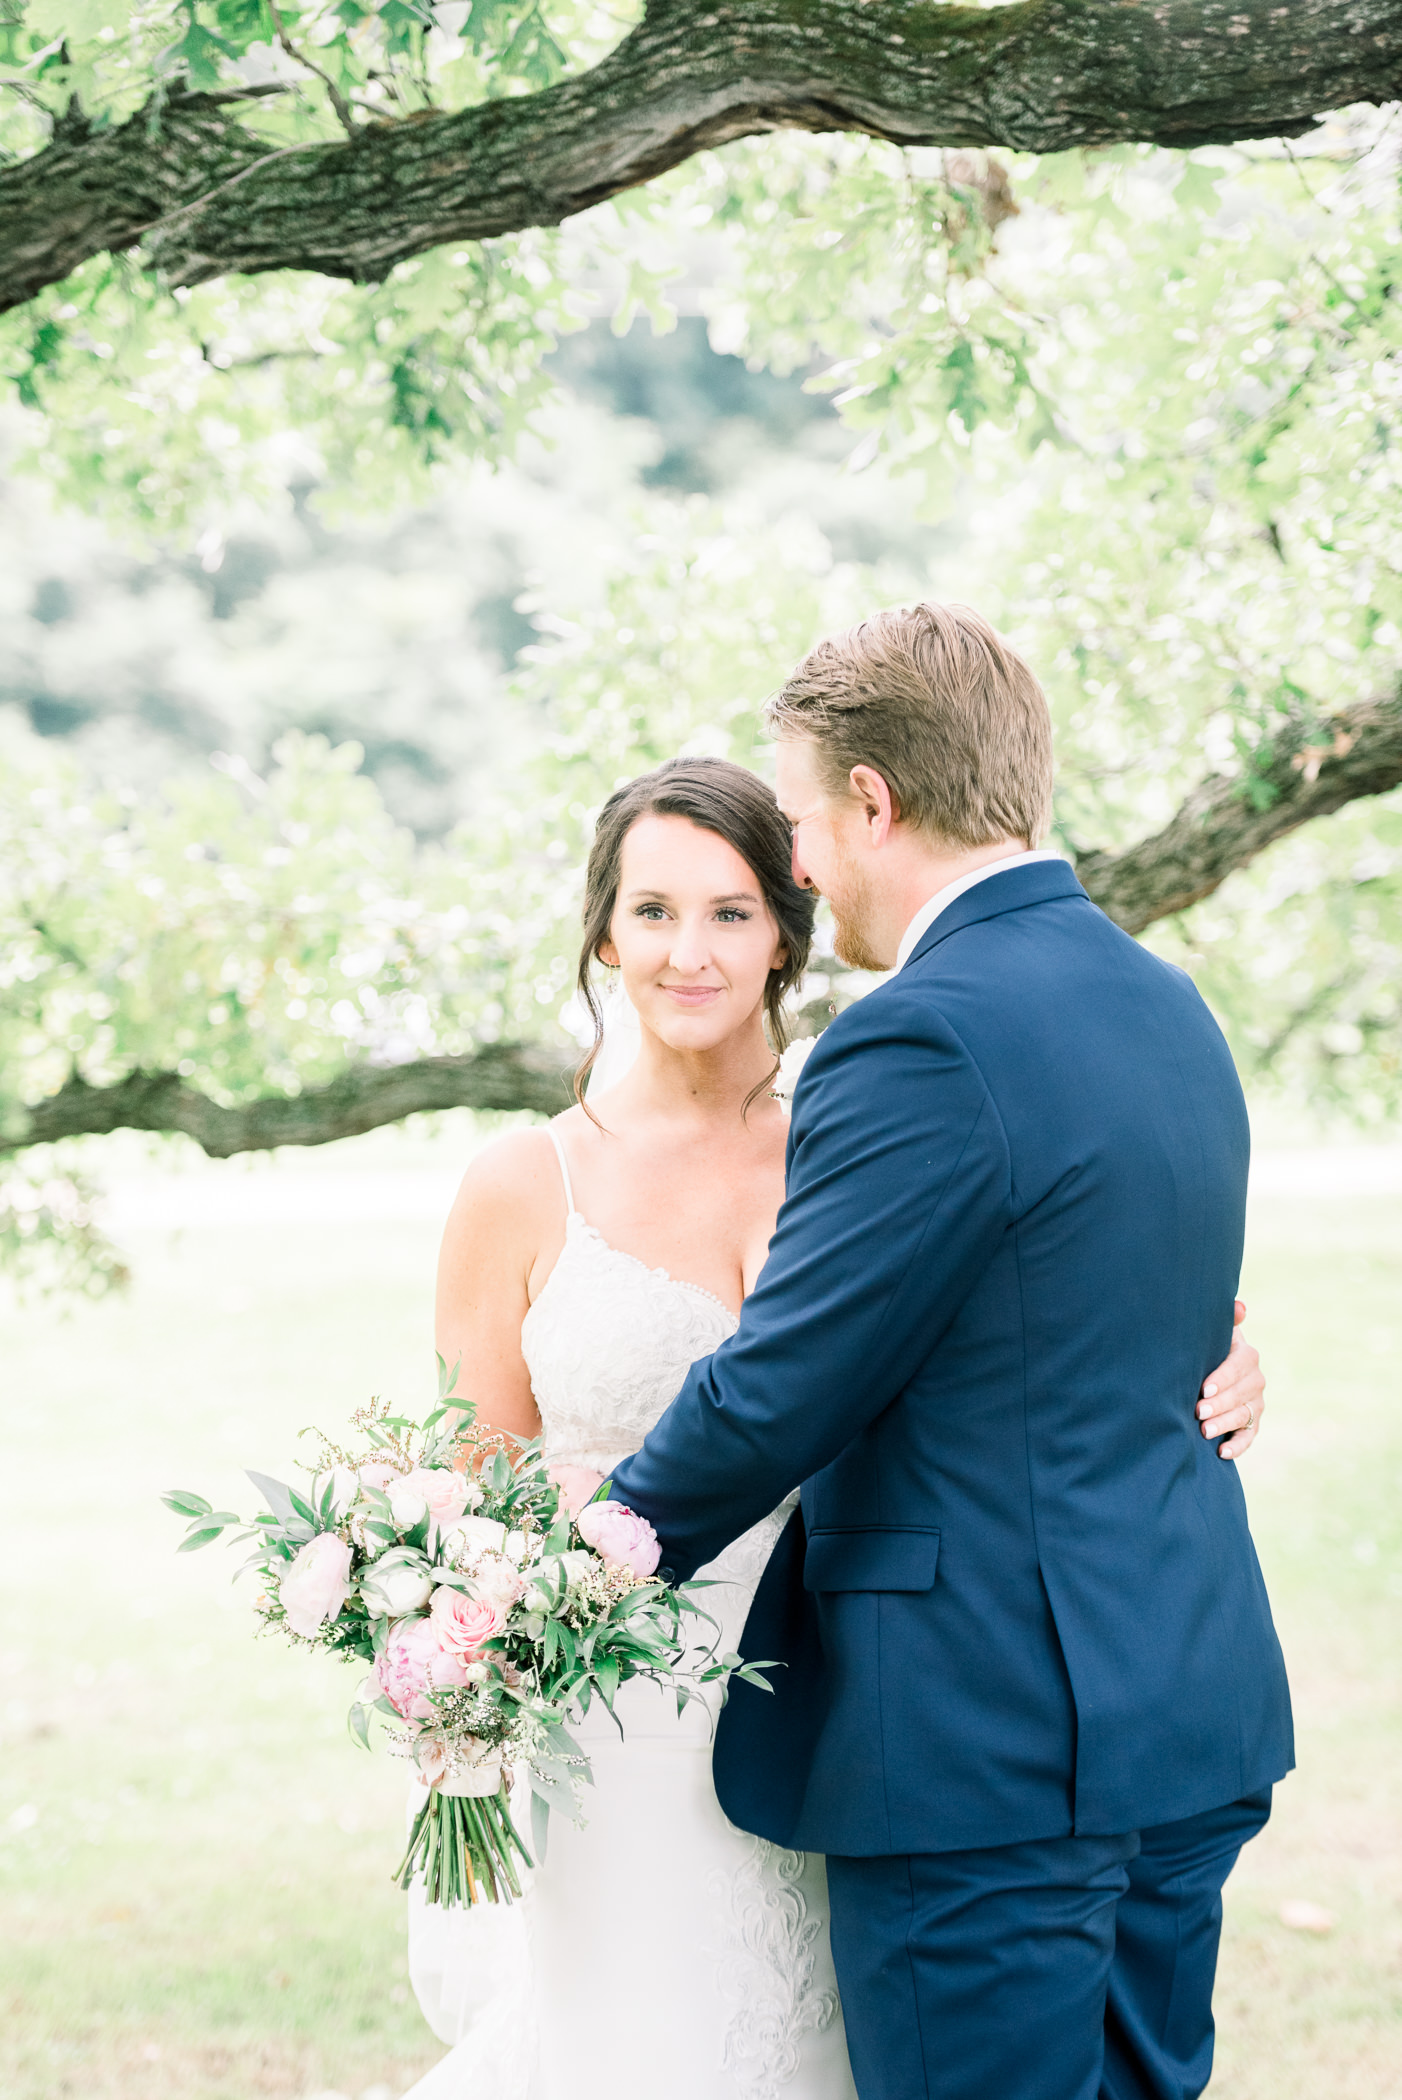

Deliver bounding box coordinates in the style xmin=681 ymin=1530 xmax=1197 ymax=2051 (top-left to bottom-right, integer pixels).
xmin=552 ymin=1465 xmax=605 ymax=1514
xmin=1196 ymin=1299 xmax=1265 ymax=1461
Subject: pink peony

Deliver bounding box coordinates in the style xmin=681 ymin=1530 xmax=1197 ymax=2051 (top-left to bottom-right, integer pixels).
xmin=278 ymin=1532 xmax=353 ymax=1638
xmin=375 ymin=1616 xmax=471 ymax=1720
xmin=576 ymin=1501 xmax=661 ymax=1578
xmin=430 ymin=1583 xmax=506 ymax=1662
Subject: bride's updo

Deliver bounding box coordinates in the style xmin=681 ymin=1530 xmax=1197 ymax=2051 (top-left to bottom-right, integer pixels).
xmin=575 ymin=756 xmax=817 ymax=1104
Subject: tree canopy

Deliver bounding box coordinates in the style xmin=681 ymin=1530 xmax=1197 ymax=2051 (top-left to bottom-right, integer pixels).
xmin=2 ymin=2 xmax=1402 ymax=1291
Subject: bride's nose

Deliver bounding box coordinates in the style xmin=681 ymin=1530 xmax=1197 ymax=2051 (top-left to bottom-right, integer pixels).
xmin=668 ymin=918 xmax=713 ymax=974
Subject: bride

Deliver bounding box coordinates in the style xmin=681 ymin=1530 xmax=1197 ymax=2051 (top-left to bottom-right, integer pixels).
xmin=406 ymin=754 xmax=1265 ymax=2100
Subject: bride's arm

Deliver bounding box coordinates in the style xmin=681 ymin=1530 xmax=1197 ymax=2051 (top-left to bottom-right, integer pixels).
xmin=434 ymin=1131 xmax=558 ymax=1446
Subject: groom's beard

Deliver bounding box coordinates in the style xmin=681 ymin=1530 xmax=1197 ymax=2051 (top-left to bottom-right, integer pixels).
xmin=824 ymin=845 xmax=889 ymax=973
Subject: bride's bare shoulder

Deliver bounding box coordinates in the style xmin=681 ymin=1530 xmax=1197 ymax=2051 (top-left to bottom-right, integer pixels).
xmin=443 ymin=1124 xmax=566 ymax=1243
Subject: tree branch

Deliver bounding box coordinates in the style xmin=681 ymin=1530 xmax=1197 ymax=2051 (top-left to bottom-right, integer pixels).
xmin=5 ymin=1042 xmax=574 ymax=1160
xmin=6 ymin=697 xmax=1400 ymax=1161
xmin=1074 ymin=687 xmax=1402 ymax=934
xmin=4 ymin=0 xmax=1401 ymax=313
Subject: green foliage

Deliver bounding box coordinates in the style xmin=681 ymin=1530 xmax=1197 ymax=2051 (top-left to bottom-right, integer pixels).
xmin=0 ymin=0 xmax=629 ymax=522
xmin=0 ymin=0 xmax=626 ymax=149
xmin=693 ymin=135 xmax=1055 ymax=502
xmin=5 ymin=23 xmax=1402 ymax=1282
xmin=4 ymin=238 xmax=584 ymax=527
xmin=0 ymin=1149 xmax=130 ymax=1296
xmin=4 ymin=433 xmax=1402 ymax=1296
xmin=0 ymin=727 xmax=467 ymax=1114
xmin=1153 ymin=801 xmax=1402 ymax=1120
xmin=0 ymin=511 xmax=893 ymax=1289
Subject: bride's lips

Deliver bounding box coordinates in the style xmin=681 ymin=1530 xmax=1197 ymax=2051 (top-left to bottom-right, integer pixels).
xmin=661 ymin=984 xmax=723 ymax=1008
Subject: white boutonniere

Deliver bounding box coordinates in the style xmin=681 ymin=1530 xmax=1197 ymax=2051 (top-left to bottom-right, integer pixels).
xmin=771 ymin=1035 xmax=817 ymax=1107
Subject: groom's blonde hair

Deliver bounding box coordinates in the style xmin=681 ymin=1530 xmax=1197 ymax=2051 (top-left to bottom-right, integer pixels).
xmin=765 ymin=602 xmax=1053 ymax=848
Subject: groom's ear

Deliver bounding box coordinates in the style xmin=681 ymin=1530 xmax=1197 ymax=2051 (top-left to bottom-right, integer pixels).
xmin=848 ymin=764 xmax=900 ymax=846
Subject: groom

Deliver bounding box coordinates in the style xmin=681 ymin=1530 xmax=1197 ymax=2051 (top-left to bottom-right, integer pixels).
xmin=588 ymin=603 xmax=1293 ymax=2099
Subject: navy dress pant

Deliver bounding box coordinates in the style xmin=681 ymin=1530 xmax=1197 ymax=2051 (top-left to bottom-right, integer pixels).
xmin=825 ymin=1789 xmax=1272 ymax=2100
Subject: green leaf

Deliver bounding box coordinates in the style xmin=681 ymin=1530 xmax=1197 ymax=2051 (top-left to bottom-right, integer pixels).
xmin=246 ymin=1472 xmax=298 ymax=1525
xmin=528 ymin=1770 xmax=577 ymax=1815
xmin=529 ymin=1786 xmax=551 ymax=1862
xmin=162 ymin=1489 xmax=211 ymax=1518
xmin=177 ymin=1526 xmax=226 ymax=1553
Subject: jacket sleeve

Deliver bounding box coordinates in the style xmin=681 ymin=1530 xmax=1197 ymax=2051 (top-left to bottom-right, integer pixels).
xmin=607 ymin=995 xmax=1011 ymax=1582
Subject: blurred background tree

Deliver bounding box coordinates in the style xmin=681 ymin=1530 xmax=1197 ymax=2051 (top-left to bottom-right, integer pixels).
xmin=2 ymin=2 xmax=1402 ymax=1289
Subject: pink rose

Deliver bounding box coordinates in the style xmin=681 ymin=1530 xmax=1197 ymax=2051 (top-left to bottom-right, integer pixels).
xmin=278 ymin=1532 xmax=353 ymax=1638
xmin=576 ymin=1502 xmax=661 ymax=1578
xmin=388 ymin=1467 xmax=471 ymax=1541
xmin=430 ymin=1583 xmax=506 ymax=1662
xmin=375 ymin=1616 xmax=471 ymax=1720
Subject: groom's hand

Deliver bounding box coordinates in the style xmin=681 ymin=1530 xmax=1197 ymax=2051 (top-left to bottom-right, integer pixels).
xmin=1197 ymin=1299 xmax=1265 ymax=1461
xmin=551 ymin=1464 xmax=605 ymax=1514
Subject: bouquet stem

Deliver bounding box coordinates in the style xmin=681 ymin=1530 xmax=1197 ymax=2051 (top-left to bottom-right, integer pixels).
xmin=393 ymin=1785 xmax=534 ymax=1907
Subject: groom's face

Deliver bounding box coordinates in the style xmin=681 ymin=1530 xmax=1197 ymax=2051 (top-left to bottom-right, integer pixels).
xmin=775 ymin=738 xmax=887 ymax=973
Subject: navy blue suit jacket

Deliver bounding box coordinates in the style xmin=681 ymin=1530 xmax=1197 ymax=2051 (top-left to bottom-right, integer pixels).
xmin=609 ymin=862 xmax=1293 ymax=1857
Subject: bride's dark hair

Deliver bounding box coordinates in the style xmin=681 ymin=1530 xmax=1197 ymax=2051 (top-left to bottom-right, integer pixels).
xmin=575 ymin=756 xmax=816 ymax=1110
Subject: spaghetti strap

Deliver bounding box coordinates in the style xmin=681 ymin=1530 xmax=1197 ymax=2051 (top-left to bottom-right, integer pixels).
xmin=547 ymin=1126 xmax=578 ymax=1218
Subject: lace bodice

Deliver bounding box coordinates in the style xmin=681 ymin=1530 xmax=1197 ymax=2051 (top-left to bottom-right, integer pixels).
xmin=522 ymin=1211 xmax=737 ymax=1473
xmin=519 ymin=1130 xmax=796 ymax=1598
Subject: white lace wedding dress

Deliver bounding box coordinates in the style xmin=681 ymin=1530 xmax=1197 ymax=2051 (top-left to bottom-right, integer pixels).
xmin=404 ymin=1130 xmax=856 ymax=2100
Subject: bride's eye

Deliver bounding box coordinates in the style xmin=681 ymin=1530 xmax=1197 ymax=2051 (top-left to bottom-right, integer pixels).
xmin=633 ymin=903 xmax=668 ymax=921
xmin=715 ymin=908 xmax=752 ymax=924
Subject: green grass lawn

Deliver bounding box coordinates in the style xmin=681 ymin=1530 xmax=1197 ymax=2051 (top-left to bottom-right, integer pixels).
xmin=1 ymin=1126 xmax=1398 ymax=2100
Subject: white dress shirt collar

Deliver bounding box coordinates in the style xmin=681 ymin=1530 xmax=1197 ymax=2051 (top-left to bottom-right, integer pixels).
xmin=894 ymin=849 xmax=1066 ymax=973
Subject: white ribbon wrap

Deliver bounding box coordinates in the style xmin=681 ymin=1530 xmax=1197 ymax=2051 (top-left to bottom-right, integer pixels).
xmin=437 ymin=1752 xmax=504 ymax=1798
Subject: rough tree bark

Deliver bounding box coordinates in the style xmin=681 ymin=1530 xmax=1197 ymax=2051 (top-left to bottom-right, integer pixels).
xmin=4 ymin=0 xmax=1402 ymax=313
xmin=1075 ymin=687 xmax=1402 ymax=933
xmin=6 ymin=687 xmax=1398 ymax=1161
xmin=8 ymin=1042 xmax=575 ymax=1159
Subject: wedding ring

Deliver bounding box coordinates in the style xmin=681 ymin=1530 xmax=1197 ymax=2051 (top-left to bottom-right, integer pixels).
xmin=1244 ymin=1405 xmax=1255 ymax=1429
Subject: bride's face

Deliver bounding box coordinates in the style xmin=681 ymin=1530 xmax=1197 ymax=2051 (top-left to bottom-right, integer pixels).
xmin=598 ymin=814 xmax=787 ymax=1054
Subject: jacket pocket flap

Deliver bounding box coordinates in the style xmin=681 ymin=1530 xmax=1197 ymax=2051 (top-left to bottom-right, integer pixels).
xmin=803 ymin=1527 xmax=941 ymax=1593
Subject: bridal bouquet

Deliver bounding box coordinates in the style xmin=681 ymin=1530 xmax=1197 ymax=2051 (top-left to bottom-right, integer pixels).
xmin=165 ymin=1361 xmax=758 ymax=1907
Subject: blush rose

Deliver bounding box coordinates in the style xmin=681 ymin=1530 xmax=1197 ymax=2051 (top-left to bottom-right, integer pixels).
xmin=387 ymin=1467 xmax=471 ymax=1541
xmin=429 ymin=1584 xmax=506 ymax=1662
